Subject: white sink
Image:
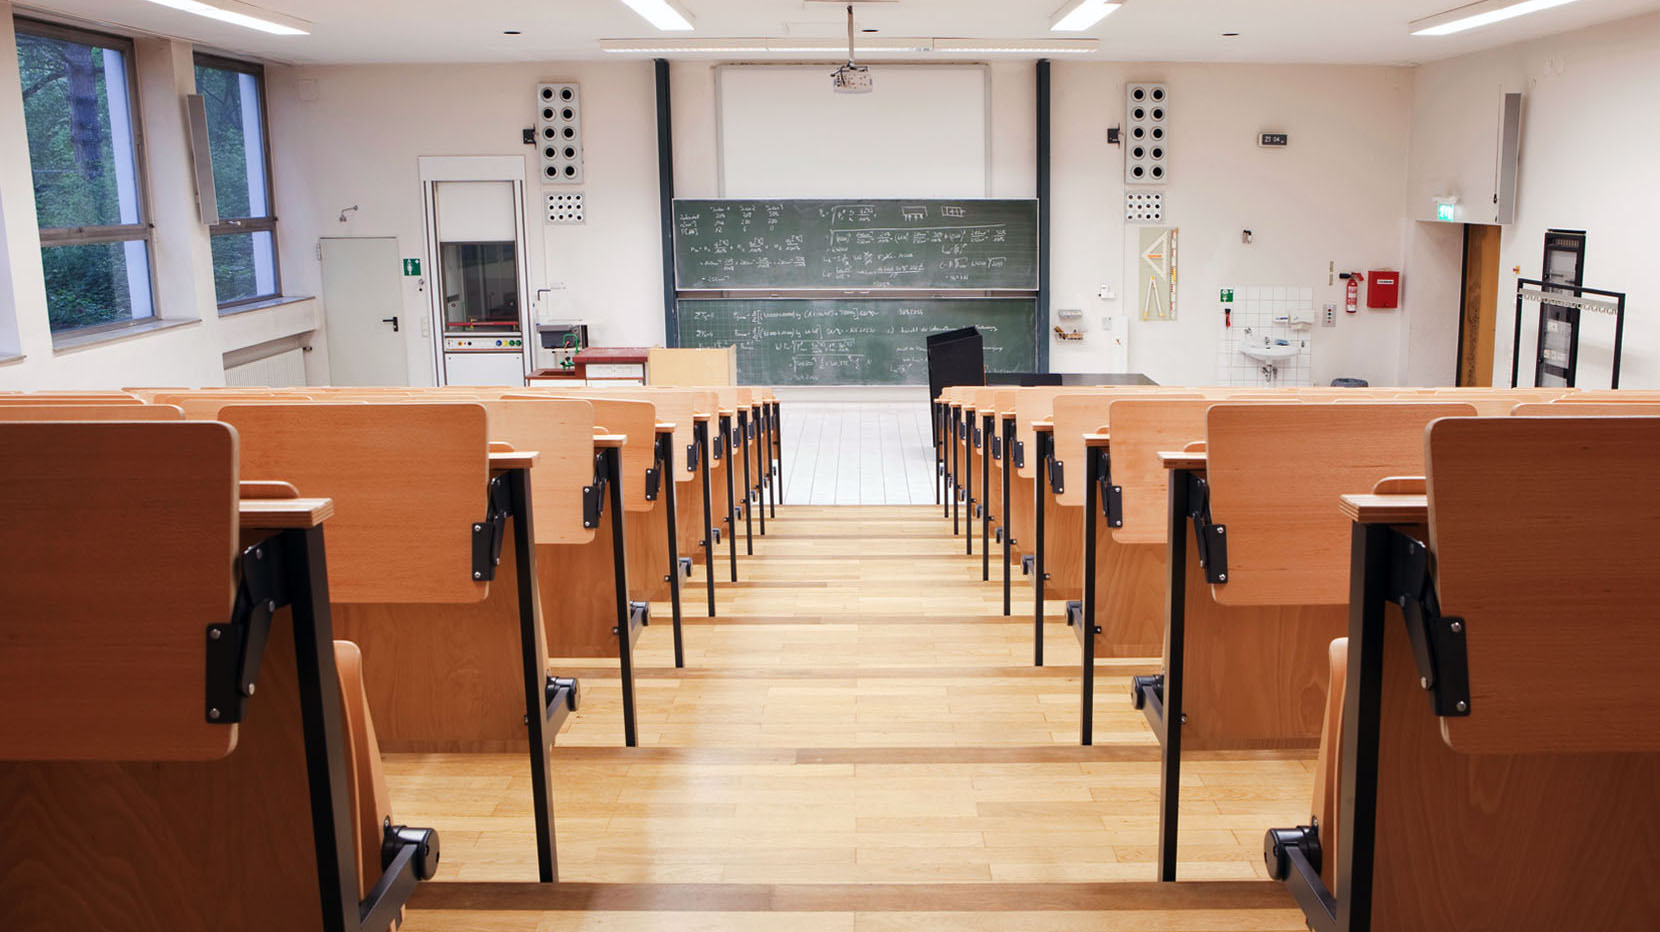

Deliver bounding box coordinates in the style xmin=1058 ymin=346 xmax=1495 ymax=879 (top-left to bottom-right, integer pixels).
xmin=1241 ymin=344 xmax=1300 ymax=363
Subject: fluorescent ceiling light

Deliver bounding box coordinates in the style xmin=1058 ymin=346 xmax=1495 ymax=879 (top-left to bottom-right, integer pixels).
xmin=1409 ymin=0 xmax=1581 ymax=36
xmin=1050 ymin=0 xmax=1121 ymax=32
xmin=601 ymin=37 xmax=1097 ymax=55
xmin=617 ymin=0 xmax=696 ymax=32
xmin=141 ymin=0 xmax=309 ymax=35
xmin=934 ymin=38 xmax=1098 ymax=54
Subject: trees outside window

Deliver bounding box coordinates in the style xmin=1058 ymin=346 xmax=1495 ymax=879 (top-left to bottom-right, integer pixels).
xmin=16 ymin=19 xmax=156 ymax=334
xmin=194 ymin=54 xmax=279 ymax=309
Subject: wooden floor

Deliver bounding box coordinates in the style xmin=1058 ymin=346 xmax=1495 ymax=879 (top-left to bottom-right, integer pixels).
xmin=394 ymin=505 xmax=1311 ymax=929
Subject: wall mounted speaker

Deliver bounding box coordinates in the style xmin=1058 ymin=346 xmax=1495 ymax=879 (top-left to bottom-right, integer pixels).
xmin=546 ymin=191 xmax=585 ymax=225
xmin=536 ymin=83 xmax=583 ymax=185
xmin=1125 ymin=83 xmax=1168 ymax=186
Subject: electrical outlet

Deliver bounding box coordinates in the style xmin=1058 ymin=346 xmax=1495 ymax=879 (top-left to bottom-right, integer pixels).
xmin=1323 ymin=304 xmax=1337 ymax=327
xmin=1098 ymin=284 xmax=1116 ymax=300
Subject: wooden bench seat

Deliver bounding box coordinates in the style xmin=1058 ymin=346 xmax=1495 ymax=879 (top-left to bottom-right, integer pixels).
xmin=0 ymin=421 xmax=433 ymax=931
xmin=1269 ymin=415 xmax=1660 ymax=931
xmin=217 ymin=402 xmax=581 ymax=881
xmin=1142 ymin=401 xmax=1473 ymax=881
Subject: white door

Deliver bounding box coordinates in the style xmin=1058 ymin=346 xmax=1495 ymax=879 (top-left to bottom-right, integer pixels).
xmin=321 ymin=237 xmax=410 ymax=386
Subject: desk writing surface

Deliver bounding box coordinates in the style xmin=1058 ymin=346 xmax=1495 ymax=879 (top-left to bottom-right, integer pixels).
xmin=240 ymin=497 xmax=335 ymax=529
xmin=1339 ymin=493 xmax=1428 ymax=525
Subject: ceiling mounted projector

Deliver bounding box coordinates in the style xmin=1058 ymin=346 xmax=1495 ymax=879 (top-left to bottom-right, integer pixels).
xmin=832 ymin=4 xmax=873 ymax=94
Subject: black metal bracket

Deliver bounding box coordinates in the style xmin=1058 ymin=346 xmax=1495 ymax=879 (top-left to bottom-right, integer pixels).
xmin=205 ymin=538 xmax=293 ymax=724
xmin=1048 ymin=457 xmax=1065 ymax=494
xmin=679 ymin=556 xmax=694 ymax=578
xmin=974 ymin=424 xmax=983 ymax=448
xmin=615 ymin=600 xmax=650 ymax=647
xmin=1098 ymin=449 xmax=1124 ymax=528
xmin=1131 ymin=673 xmax=1164 ymax=714
xmin=1013 ymin=440 xmax=1026 ymax=469
xmin=1386 ymin=530 xmax=1472 ymax=718
xmin=358 ymin=820 xmax=438 ymax=930
xmin=994 ymin=527 xmax=1004 ymax=544
xmin=1066 ymin=600 xmax=1099 ymax=646
xmin=1265 ymin=822 xmax=1338 ymax=932
xmin=644 ymin=465 xmax=662 ymax=502
xmin=582 ymin=453 xmax=607 ymax=530
xmin=1265 ymin=823 xmax=1323 ymax=883
xmin=686 ymin=440 xmax=700 ymax=473
xmin=1021 ymin=554 xmax=1034 ymax=576
xmin=991 ymin=435 xmax=1003 ymax=459
xmin=470 ymin=473 xmax=512 ymax=582
xmin=1185 ymin=472 xmax=1229 ymax=584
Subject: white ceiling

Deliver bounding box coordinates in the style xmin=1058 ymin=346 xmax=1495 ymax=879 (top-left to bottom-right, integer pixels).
xmin=17 ymin=0 xmax=1660 ymax=66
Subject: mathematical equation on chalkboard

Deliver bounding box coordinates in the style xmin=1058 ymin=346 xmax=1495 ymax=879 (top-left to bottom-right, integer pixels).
xmin=678 ymin=298 xmax=1037 ymax=385
xmin=672 ymin=199 xmax=1039 ymax=291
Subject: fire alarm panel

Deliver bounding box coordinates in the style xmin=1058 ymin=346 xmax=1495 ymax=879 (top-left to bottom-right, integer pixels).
xmin=1367 ymin=271 xmax=1400 ymax=309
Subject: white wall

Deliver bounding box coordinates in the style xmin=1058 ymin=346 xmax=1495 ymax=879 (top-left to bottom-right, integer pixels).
xmin=1051 ymin=62 xmax=1415 ymax=387
xmin=1408 ymin=10 xmax=1660 ymax=389
xmin=0 ymin=1 xmax=320 ymax=389
xmin=265 ymin=60 xmax=662 ymax=384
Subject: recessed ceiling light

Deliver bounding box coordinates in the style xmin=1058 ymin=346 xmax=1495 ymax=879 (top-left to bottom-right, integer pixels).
xmin=1221 ymin=32 xmax=1240 ymax=37
xmin=1409 ymin=0 xmax=1582 ymax=36
xmin=138 ymin=0 xmax=309 ymax=35
xmin=616 ymin=0 xmax=696 ymax=32
xmin=504 ymin=29 xmax=522 ymax=35
xmin=1049 ymin=0 xmax=1122 ymax=32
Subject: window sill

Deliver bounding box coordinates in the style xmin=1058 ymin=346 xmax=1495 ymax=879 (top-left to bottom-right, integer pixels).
xmin=52 ymin=317 xmax=201 ymax=355
xmin=219 ymin=294 xmax=314 ymax=317
xmin=0 ymin=352 xmax=24 ymax=367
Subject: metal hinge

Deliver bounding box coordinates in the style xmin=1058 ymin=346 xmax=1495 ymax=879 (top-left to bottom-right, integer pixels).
xmin=1389 ymin=532 xmax=1472 ymax=717
xmin=1185 ymin=472 xmax=1229 ymax=584
xmin=205 ymin=539 xmax=293 ymax=724
xmin=582 ymin=454 xmax=607 ymax=529
xmin=471 ymin=473 xmax=512 ymax=582
xmin=686 ymin=441 xmax=700 ymax=472
xmin=1099 ymin=450 xmax=1124 ymax=528
xmin=1013 ymin=440 xmax=1026 ymax=469
xmin=991 ymin=435 xmax=1003 ymax=459
xmin=644 ymin=466 xmax=662 ymax=502
xmin=1048 ymin=457 xmax=1064 ymax=494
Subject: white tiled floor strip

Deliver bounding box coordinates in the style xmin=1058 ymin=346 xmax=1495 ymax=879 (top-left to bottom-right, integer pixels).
xmin=780 ymin=402 xmax=939 ymax=505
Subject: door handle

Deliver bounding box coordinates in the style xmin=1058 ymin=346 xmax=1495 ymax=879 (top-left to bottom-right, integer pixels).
xmin=382 ymin=316 xmax=400 ymax=332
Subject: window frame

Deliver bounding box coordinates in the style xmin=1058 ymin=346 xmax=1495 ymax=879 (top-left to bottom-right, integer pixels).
xmin=15 ymin=16 xmax=161 ymax=337
xmin=192 ymin=51 xmax=282 ymax=311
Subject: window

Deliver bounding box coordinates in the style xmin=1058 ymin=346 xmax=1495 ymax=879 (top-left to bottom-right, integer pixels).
xmin=194 ymin=54 xmax=279 ymax=309
xmin=15 ymin=20 xmax=155 ymax=334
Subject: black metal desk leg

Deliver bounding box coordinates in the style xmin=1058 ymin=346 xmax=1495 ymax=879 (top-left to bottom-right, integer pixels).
xmin=1002 ymin=416 xmax=1014 ymax=617
xmin=1156 ymin=469 xmax=1191 ymax=882
xmin=739 ymin=411 xmax=755 ymax=555
xmin=952 ymin=412 xmax=961 ymax=534
xmin=604 ymin=447 xmax=639 ymax=748
xmin=721 ymin=415 xmax=739 ymax=582
xmin=503 ymin=467 xmax=560 ymax=881
xmin=1033 ymin=432 xmax=1050 ymax=668
xmin=1081 ymin=452 xmax=1100 ymax=746
xmin=934 ymin=402 xmax=943 ymax=508
xmin=660 ymin=433 xmax=685 ymax=669
xmin=965 ymin=423 xmax=974 ymax=556
xmin=772 ymin=402 xmax=783 ymax=508
xmin=284 ymin=525 xmax=365 ymax=926
xmin=757 ymin=407 xmax=771 ymax=528
xmin=981 ymin=414 xmax=992 ymax=580
xmin=1334 ymin=523 xmax=1391 ymax=932
xmin=696 ymin=422 xmax=717 ymax=618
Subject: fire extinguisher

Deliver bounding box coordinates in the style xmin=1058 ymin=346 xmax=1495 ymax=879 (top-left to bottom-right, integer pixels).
xmin=1342 ymin=272 xmax=1364 ymax=314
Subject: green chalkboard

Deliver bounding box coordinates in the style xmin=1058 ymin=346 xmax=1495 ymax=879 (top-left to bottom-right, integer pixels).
xmin=677 ymin=298 xmax=1036 ymax=386
xmin=673 ymin=199 xmax=1039 ymax=290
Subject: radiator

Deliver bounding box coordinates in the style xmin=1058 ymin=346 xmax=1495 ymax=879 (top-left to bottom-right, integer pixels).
xmin=225 ymin=347 xmax=306 ymax=387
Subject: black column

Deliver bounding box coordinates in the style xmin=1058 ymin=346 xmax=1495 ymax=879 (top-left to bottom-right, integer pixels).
xmin=655 ymin=59 xmax=678 ymax=346
xmin=1036 ymin=58 xmax=1052 ymax=373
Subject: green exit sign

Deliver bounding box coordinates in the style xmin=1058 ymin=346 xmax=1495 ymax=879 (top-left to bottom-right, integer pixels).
xmin=1436 ymin=202 xmax=1457 ymax=222
xmin=402 ymin=258 xmax=422 ymax=276
xmin=1219 ymin=288 xmax=1235 ymax=303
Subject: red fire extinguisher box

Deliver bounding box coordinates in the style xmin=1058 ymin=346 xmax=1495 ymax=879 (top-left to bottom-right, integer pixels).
xmin=1367 ymin=270 xmax=1401 ymax=309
